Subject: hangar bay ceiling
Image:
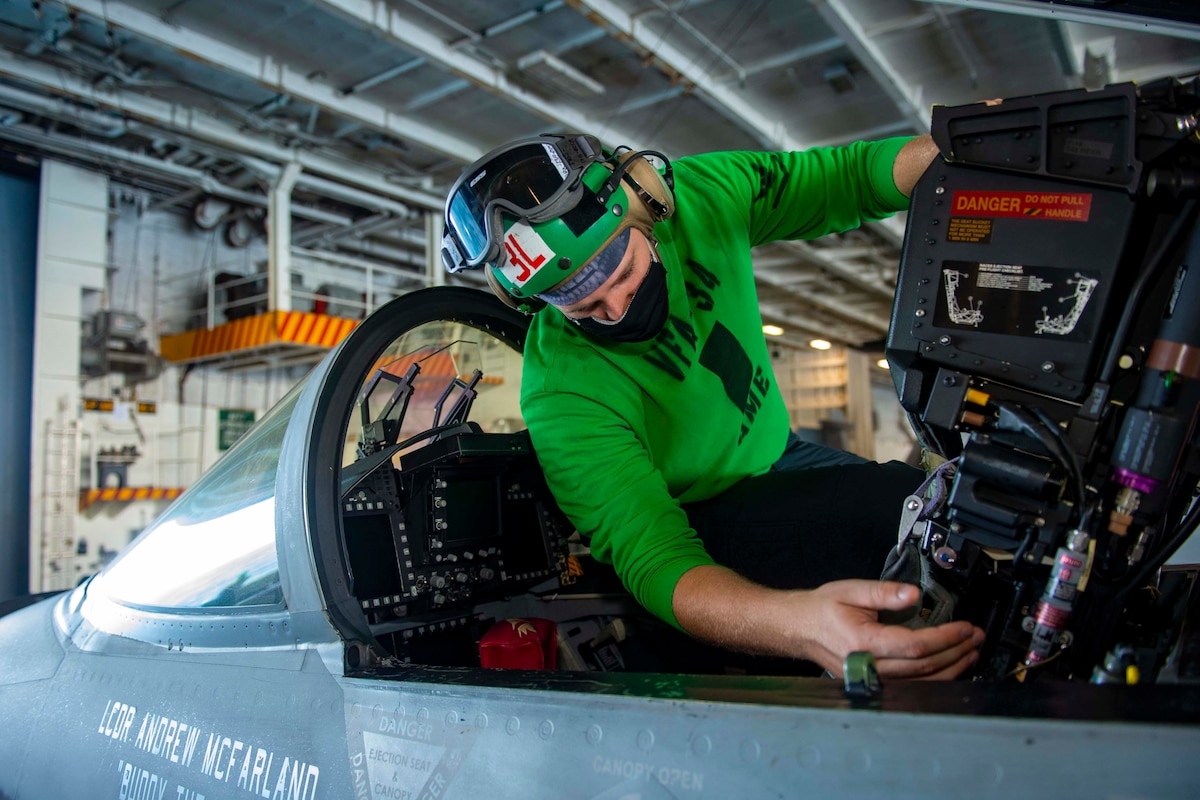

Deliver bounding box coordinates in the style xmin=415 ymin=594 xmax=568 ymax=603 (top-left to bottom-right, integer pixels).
xmin=0 ymin=0 xmax=1197 ymax=347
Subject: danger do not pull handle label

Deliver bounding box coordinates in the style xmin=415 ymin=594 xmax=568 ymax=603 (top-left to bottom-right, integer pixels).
xmin=951 ymin=191 xmax=1092 ymax=222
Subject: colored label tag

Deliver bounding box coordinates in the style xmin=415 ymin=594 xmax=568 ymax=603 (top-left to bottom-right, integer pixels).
xmin=951 ymin=191 xmax=1092 ymax=222
xmin=499 ymin=222 xmax=555 ymax=286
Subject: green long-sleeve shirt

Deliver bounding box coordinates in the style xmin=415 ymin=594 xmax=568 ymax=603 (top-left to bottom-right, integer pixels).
xmin=520 ymin=138 xmax=913 ymax=627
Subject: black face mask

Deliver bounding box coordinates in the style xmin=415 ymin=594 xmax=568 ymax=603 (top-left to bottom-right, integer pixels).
xmin=572 ymin=259 xmax=669 ymax=343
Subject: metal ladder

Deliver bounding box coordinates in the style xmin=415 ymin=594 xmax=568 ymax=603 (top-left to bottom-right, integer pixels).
xmin=41 ymin=420 xmax=80 ymax=592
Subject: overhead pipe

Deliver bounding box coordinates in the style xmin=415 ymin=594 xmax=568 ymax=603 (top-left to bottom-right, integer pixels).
xmin=0 ymin=108 xmax=428 ymax=263
xmin=0 ymin=81 xmax=129 ymax=137
xmin=292 ymin=213 xmax=409 ymax=248
xmin=342 ymin=57 xmax=427 ymax=96
xmin=0 ymin=47 xmax=447 ymax=210
xmin=0 ymin=122 xmax=353 ymax=226
xmin=426 ymin=211 xmax=443 ymax=287
xmin=291 ymin=246 xmax=428 ymax=286
xmin=296 ymin=172 xmax=415 ymax=218
xmin=57 ymin=0 xmax=484 ymax=162
xmin=332 ymin=235 xmax=427 ymax=268
xmin=268 ymin=163 xmax=302 ymax=313
xmin=0 ymin=79 xmax=422 ymax=229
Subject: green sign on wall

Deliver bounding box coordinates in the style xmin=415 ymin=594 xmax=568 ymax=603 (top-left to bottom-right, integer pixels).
xmin=218 ymin=409 xmax=256 ymax=451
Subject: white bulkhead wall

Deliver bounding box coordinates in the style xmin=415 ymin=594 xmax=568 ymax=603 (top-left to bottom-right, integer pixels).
xmin=28 ymin=159 xmax=309 ymax=593
xmin=30 ymin=160 xmax=107 ymax=593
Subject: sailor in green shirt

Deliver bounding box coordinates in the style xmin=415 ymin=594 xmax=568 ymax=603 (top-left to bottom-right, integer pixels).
xmin=441 ymin=133 xmax=984 ymax=679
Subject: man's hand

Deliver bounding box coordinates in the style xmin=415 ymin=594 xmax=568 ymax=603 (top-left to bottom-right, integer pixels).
xmin=790 ymin=579 xmax=983 ymax=679
xmin=673 ymin=566 xmax=983 ymax=680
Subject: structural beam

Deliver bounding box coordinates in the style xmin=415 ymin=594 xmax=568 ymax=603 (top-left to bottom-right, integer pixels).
xmin=313 ymin=0 xmax=635 ymax=149
xmin=342 ymin=57 xmax=426 ymax=96
xmin=0 ymin=122 xmax=352 ymax=225
xmin=55 ymin=0 xmax=483 ymax=162
xmin=808 ymin=0 xmax=930 ymax=131
xmin=737 ymin=38 xmax=844 ymax=80
xmin=755 ymin=271 xmax=892 ymax=333
xmin=0 ymin=45 xmax=444 ymax=210
xmin=565 ymin=0 xmax=807 ymax=151
xmin=757 ymin=300 xmax=849 ymax=340
xmin=917 ymin=0 xmax=1200 ymax=42
xmin=779 ymin=240 xmax=899 ymax=303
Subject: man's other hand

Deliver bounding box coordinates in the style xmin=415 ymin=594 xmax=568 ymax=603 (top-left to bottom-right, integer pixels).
xmin=793 ymin=579 xmax=985 ymax=680
xmin=673 ymin=566 xmax=984 ymax=680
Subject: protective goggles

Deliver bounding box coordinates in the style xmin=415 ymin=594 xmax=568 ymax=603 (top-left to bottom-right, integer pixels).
xmin=441 ymin=133 xmax=606 ymax=273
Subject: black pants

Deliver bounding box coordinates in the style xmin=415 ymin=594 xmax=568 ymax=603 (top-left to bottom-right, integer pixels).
xmin=682 ymin=460 xmax=923 ymax=591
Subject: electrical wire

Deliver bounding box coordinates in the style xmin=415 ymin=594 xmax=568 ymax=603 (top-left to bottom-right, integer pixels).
xmin=1006 ymin=645 xmax=1069 ymax=679
xmin=994 ymin=401 xmax=1087 ymax=527
xmin=1030 ymin=406 xmax=1090 ymax=528
xmin=1116 ymin=492 xmax=1200 ymax=600
xmin=1012 ymin=525 xmax=1038 ymax=568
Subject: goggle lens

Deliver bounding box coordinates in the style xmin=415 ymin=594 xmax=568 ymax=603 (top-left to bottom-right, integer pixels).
xmin=445 ymin=142 xmax=580 ymax=268
xmin=446 ymin=191 xmax=489 ymax=264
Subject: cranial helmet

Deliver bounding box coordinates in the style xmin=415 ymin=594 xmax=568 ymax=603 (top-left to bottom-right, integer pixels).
xmin=441 ymin=133 xmax=675 ymax=314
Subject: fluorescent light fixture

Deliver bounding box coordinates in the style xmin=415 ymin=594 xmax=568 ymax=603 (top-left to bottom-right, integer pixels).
xmin=762 ymin=324 xmax=784 ymax=336
xmin=808 ymin=338 xmax=832 ymax=350
xmin=876 ymin=358 xmax=890 ymax=369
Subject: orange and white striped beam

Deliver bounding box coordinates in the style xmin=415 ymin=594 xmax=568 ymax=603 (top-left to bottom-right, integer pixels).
xmin=80 ymin=486 xmax=184 ymax=510
xmin=160 ymin=311 xmax=359 ymax=364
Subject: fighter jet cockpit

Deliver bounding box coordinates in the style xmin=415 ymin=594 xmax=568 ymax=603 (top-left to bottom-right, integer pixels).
xmin=334 ymin=318 xmax=577 ymax=667
xmin=317 ymin=287 xmax=689 ymax=676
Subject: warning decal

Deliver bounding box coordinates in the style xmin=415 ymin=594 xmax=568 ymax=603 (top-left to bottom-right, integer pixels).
xmin=951 ymin=191 xmax=1092 ymax=222
xmin=935 ymin=260 xmax=1101 ymax=341
xmin=947 ymin=217 xmax=992 ymax=243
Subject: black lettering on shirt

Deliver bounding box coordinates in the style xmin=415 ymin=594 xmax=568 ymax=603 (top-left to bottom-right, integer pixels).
xmin=752 ymin=155 xmax=789 ymax=210
xmin=686 ymin=259 xmax=720 ymax=291
xmin=644 ymin=352 xmax=684 ymax=382
xmin=700 ymin=321 xmax=752 ymax=411
xmin=685 ymin=280 xmax=714 ymax=311
xmin=739 ymin=365 xmax=773 ymax=443
xmin=744 ymin=390 xmax=762 ymax=418
xmin=642 ymin=314 xmax=697 ymax=382
xmin=752 ymin=364 xmax=771 ymax=397
xmin=657 ymin=331 xmax=691 ymax=367
xmin=669 ymin=314 xmax=697 ymax=349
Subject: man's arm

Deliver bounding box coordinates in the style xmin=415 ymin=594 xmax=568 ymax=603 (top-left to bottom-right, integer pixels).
xmin=672 ymin=564 xmax=983 ymax=679
xmin=893 ymin=134 xmax=940 ymax=198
